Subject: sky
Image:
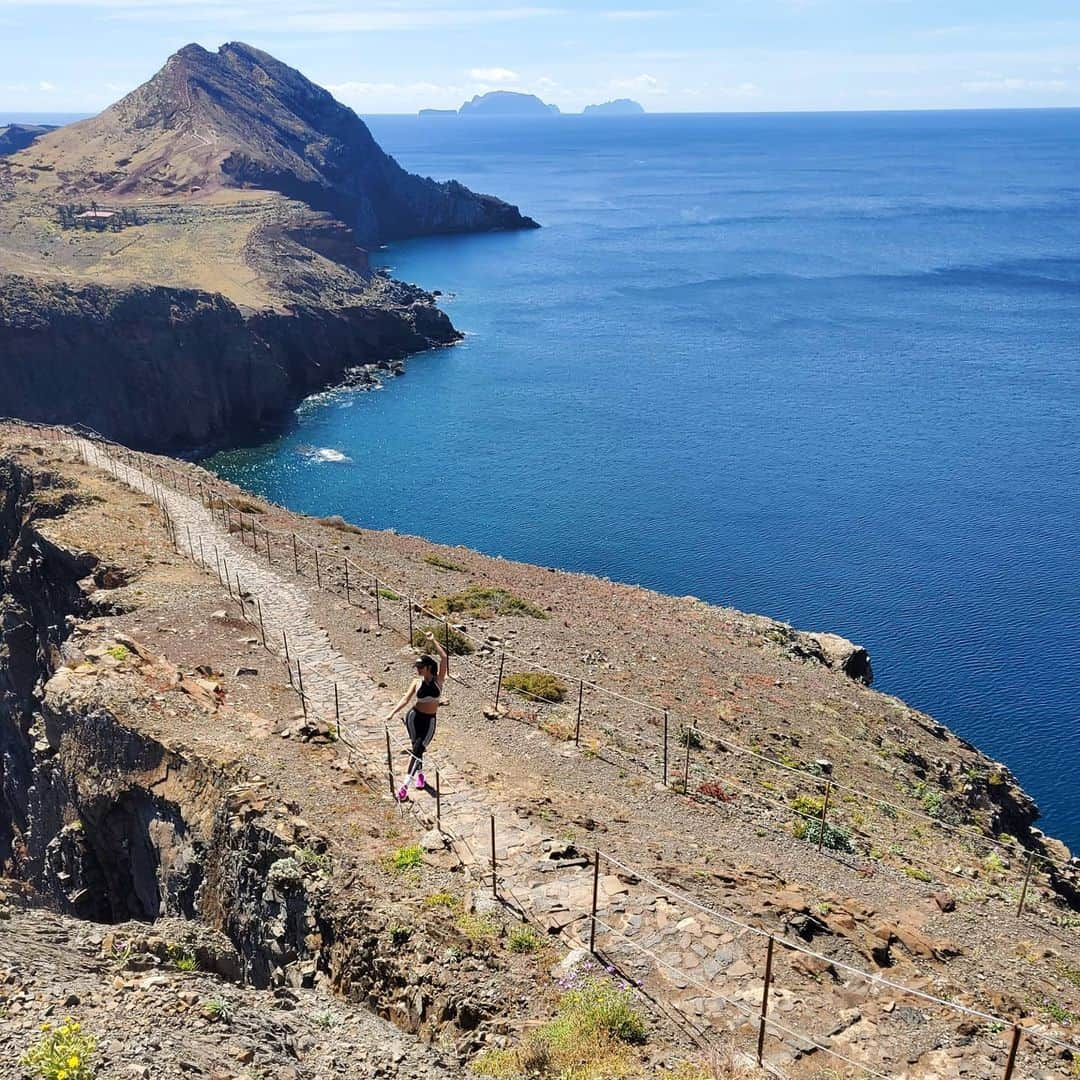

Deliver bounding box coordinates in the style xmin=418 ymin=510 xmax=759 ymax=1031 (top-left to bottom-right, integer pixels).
xmin=2 ymin=1 xmax=1080 ymax=115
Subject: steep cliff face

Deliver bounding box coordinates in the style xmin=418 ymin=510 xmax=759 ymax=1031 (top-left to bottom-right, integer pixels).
xmin=0 ymin=272 xmax=459 ymax=450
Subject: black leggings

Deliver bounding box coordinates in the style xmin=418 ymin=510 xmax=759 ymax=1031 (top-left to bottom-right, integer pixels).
xmin=405 ymin=709 xmax=437 ymax=776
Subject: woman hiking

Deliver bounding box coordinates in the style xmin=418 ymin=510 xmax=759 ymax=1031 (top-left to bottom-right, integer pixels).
xmin=384 ymin=631 xmax=448 ymax=802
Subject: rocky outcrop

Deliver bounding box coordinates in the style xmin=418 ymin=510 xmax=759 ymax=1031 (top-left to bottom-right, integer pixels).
xmin=0 ymin=123 xmax=56 ymax=157
xmin=0 ymin=272 xmax=459 ymax=451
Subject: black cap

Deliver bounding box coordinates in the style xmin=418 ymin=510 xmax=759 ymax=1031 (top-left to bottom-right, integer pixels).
xmin=415 ymin=654 xmax=436 ymax=670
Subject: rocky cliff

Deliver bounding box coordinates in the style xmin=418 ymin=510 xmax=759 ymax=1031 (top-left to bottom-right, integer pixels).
xmin=0 ymin=271 xmax=458 ymax=451
xmin=0 ymin=43 xmax=538 ymax=449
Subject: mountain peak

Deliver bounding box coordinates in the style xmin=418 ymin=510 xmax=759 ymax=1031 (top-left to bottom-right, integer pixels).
xmin=15 ymin=43 xmax=537 ymax=243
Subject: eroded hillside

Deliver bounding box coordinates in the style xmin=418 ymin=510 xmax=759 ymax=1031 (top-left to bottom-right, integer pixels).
xmin=0 ymin=423 xmax=1077 ymax=1079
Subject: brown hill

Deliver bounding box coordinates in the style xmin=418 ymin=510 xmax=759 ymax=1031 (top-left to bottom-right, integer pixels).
xmin=17 ymin=42 xmax=537 ymax=244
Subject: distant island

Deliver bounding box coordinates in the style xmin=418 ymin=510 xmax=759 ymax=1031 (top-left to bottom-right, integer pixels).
xmin=583 ymin=99 xmax=645 ymax=116
xmin=457 ymin=91 xmax=560 ymax=116
xmin=418 ymin=93 xmax=646 ymax=117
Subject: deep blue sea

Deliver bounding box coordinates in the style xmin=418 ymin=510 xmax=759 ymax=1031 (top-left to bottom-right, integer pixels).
xmin=205 ymin=111 xmax=1080 ymax=850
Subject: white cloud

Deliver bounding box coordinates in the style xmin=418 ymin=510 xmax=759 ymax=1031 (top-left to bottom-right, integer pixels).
xmin=469 ymin=67 xmax=518 ymax=82
xmin=962 ymin=76 xmax=1069 ymax=93
xmin=38 ymin=80 xmax=56 ymax=92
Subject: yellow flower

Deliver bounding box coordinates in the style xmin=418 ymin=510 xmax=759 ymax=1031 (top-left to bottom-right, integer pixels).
xmin=57 ymin=1072 xmax=68 ymax=1080
xmin=40 ymin=1022 xmax=51 ymax=1031
xmin=68 ymin=1056 xmax=80 ymax=1067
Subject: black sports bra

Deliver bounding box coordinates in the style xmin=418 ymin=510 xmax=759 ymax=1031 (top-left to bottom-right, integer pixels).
xmin=416 ymin=677 xmax=442 ymax=703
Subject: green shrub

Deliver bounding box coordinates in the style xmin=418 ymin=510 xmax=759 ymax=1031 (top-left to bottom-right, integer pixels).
xmin=473 ymin=972 xmax=646 ymax=1079
xmin=424 ymin=891 xmax=460 ymax=909
xmin=411 ymin=624 xmax=473 ymax=655
xmin=105 ymin=644 xmax=129 ymax=662
xmin=679 ymin=726 xmax=705 ymax=751
xmin=455 ymin=912 xmax=500 ymax=942
xmin=388 ymin=844 xmax=424 ymax=872
xmin=790 ymin=793 xmax=824 ymax=818
xmin=429 ymin=585 xmax=546 ymax=620
xmin=203 ymin=997 xmax=233 ymax=1023
xmin=296 ymin=847 xmax=331 ymax=874
xmin=903 ymin=866 xmax=934 ymax=883
xmin=792 ymin=817 xmax=854 ymax=853
xmin=507 ymin=925 xmax=543 ymax=953
xmin=387 ymin=924 xmax=412 ymax=946
xmin=503 ymin=672 xmax=567 ymax=703
xmin=423 ymin=553 xmax=466 ymax=572
xmin=22 ymin=1017 xmax=98 ymax=1080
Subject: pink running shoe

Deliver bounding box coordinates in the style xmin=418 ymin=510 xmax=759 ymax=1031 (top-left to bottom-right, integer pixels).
xmin=415 ymin=772 xmax=426 ymax=791
xmin=396 ymin=785 xmax=409 ymax=803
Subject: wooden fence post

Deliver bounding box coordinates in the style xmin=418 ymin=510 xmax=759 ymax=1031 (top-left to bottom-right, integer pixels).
xmin=574 ymin=681 xmax=584 ymax=746
xmin=1016 ymin=852 xmax=1036 ymax=917
xmin=282 ymin=632 xmax=292 ymax=686
xmin=817 ymin=781 xmax=833 ymax=852
xmin=385 ymin=728 xmax=395 ymax=798
xmin=490 ymin=815 xmax=498 ymax=898
xmin=683 ymin=726 xmax=692 ymax=793
xmin=314 ymin=549 xmax=321 ymax=588
xmin=495 ymin=652 xmax=506 ymax=711
xmin=662 ymin=710 xmax=669 ymax=786
xmin=1003 ymin=1025 xmax=1022 ymax=1080
xmin=757 ymin=936 xmax=775 ymax=1066
xmin=589 ymin=849 xmax=601 ymax=954
xmin=256 ymin=599 xmax=266 ymax=647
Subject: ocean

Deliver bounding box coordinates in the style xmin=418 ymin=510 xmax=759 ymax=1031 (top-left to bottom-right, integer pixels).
xmin=205 ymin=110 xmax=1080 ymax=850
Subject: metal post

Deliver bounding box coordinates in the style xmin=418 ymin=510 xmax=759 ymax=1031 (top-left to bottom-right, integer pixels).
xmin=296 ymin=661 xmax=307 ymax=718
xmin=314 ymin=549 xmax=321 ymax=588
xmin=574 ymin=680 xmax=584 ymax=745
xmin=257 ymin=598 xmax=266 ymax=647
xmin=235 ymin=577 xmax=245 ymax=620
xmin=265 ymin=529 xmax=272 ymax=566
xmin=407 ymin=600 xmax=414 ymax=644
xmin=490 ymin=815 xmax=497 ymax=898
xmin=495 ymin=652 xmax=506 ymax=710
xmin=756 ymin=936 xmax=775 ymax=1065
xmin=334 ymin=682 xmax=341 ymax=740
xmin=443 ymin=619 xmax=451 ymax=675
xmin=589 ymin=849 xmax=601 ymax=954
xmin=374 ymin=576 xmax=381 ymax=625
xmin=283 ymin=632 xmax=292 ymax=686
xmin=223 ymin=559 xmax=233 ymax=598
xmin=683 ymin=725 xmax=692 ymax=793
xmin=385 ymin=728 xmax=395 ymax=798
xmin=662 ymin=710 xmax=669 ymax=786
xmin=1003 ymin=1026 xmax=1022 ymax=1080
xmin=186 ymin=525 xmax=194 ymax=560
xmin=214 ymin=546 xmax=223 ymax=584
xmin=198 ymin=535 xmax=205 ymax=568
xmin=817 ymin=781 xmax=833 ymax=853
xmin=435 ymin=769 xmax=441 ymax=831
xmin=345 ymin=562 xmax=351 ymax=604
xmin=293 ymin=533 xmax=299 ymax=573
xmin=1016 ymin=852 xmax=1036 ymax=917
